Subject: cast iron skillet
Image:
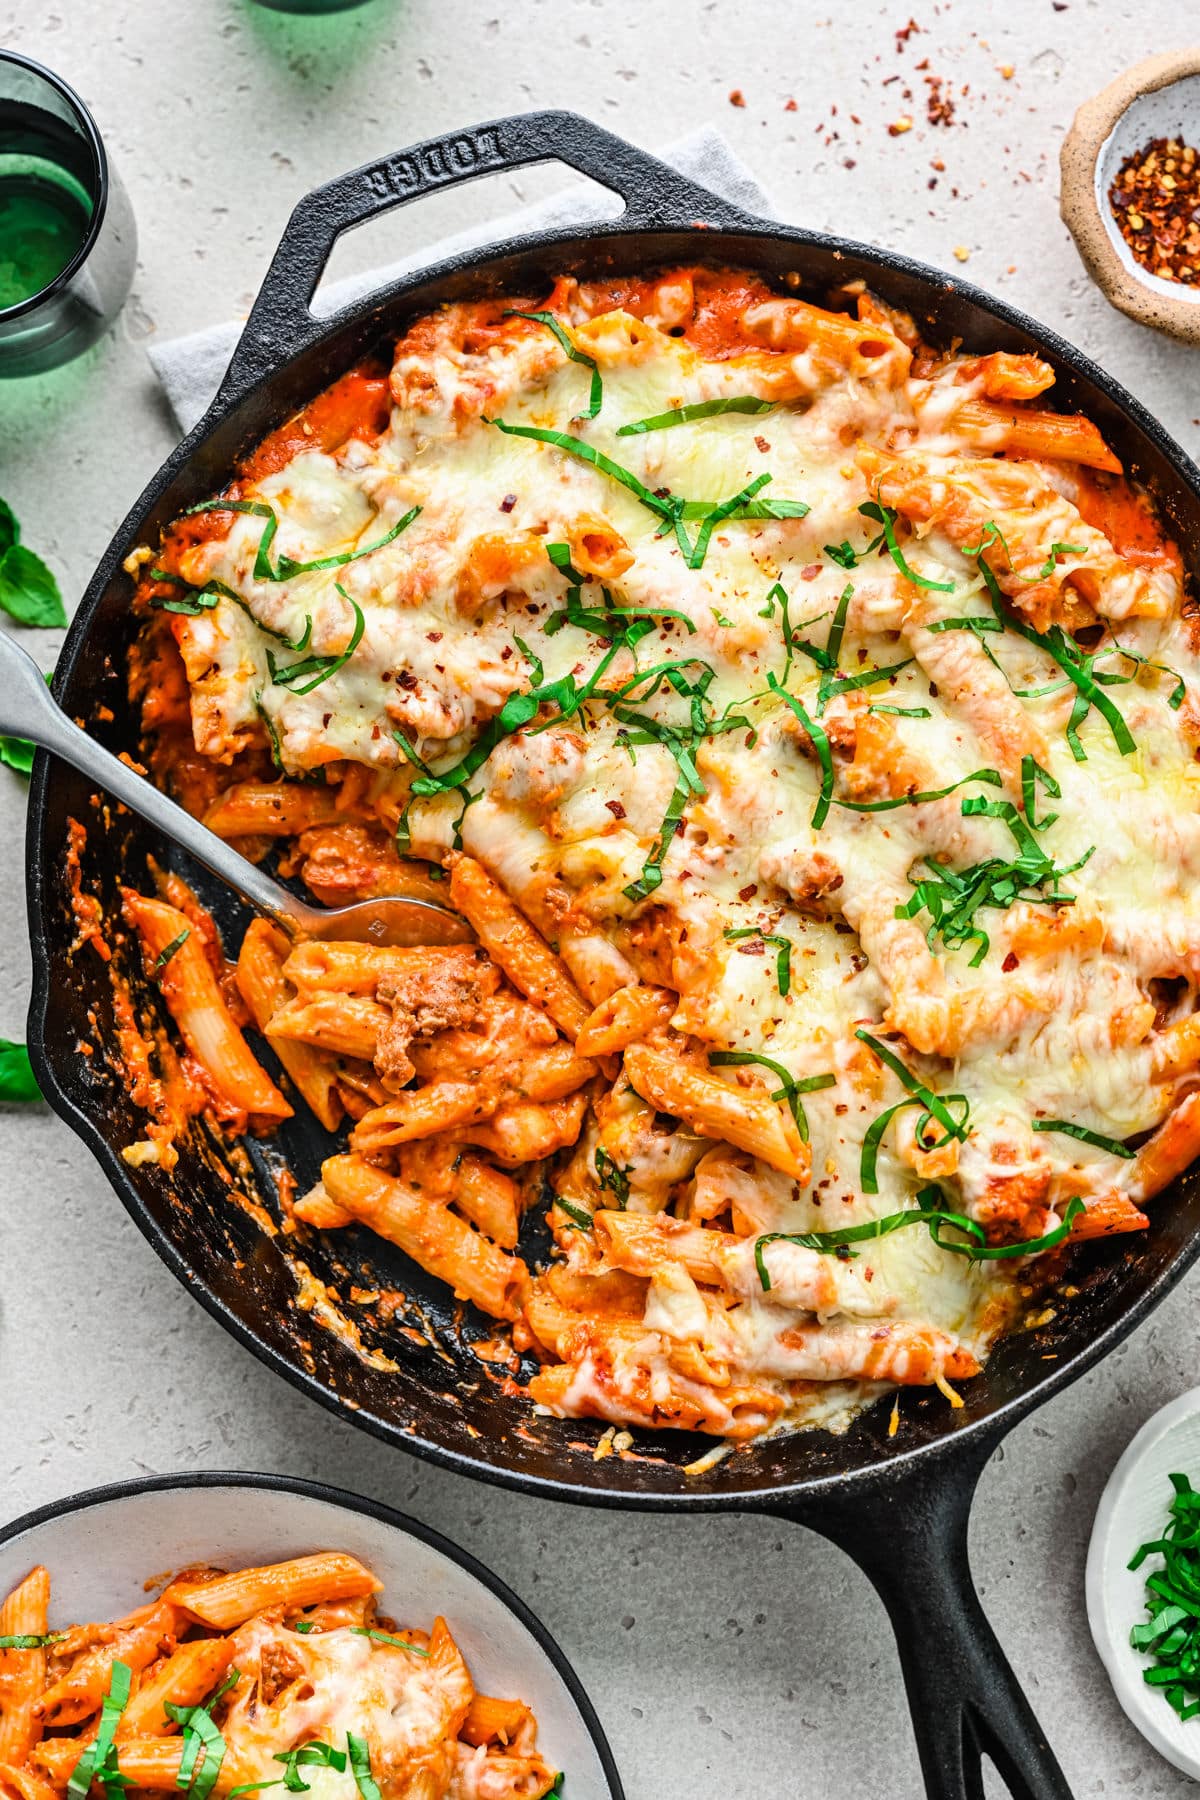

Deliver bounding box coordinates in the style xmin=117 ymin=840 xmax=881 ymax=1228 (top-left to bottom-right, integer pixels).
xmin=25 ymin=111 xmax=1200 ymax=1800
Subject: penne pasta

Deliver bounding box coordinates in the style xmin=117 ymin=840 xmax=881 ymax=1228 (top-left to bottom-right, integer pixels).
xmin=447 ymin=856 xmax=590 ymax=1041
xmin=169 ymin=1553 xmax=380 ymax=1630
xmin=122 ymin=893 xmax=291 ymax=1124
xmin=235 ymin=920 xmax=343 ymax=1132
xmin=321 ymin=1154 xmax=528 ymax=1320
xmin=0 ymin=1570 xmax=50 ymax=1764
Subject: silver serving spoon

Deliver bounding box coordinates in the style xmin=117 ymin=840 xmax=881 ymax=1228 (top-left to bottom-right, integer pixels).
xmin=2 ymin=628 xmax=470 ymax=947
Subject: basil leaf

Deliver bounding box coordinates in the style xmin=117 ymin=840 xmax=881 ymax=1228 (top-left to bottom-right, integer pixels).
xmin=255 ymin=695 xmax=284 ymax=771
xmin=273 ymin=1743 xmax=346 ymax=1794
xmin=0 ymin=733 xmax=35 ymax=775
xmin=0 ymin=543 xmax=67 ymax=628
xmin=68 ymin=1659 xmax=131 ymax=1800
xmin=556 ymin=1196 xmax=594 ymax=1232
xmin=926 ymin=615 xmax=1004 ymax=636
xmin=504 ymin=309 xmax=602 ymax=420
xmin=752 ymin=1193 xmax=1086 ymax=1289
xmin=182 ymin=498 xmax=419 ymax=585
xmin=166 ymin=1671 xmax=238 ymax=1800
xmin=819 ymin=656 xmax=912 ymax=702
xmin=0 ymin=498 xmax=20 ymax=555
xmin=676 ymin=497 xmax=810 ymax=521
xmin=267 ymin=589 xmax=365 ymax=695
xmin=767 ymin=672 xmax=834 ymax=829
xmin=0 ymin=1631 xmax=64 ymax=1648
xmin=153 ymin=929 xmax=191 ymax=973
xmin=488 ymin=419 xmax=676 ymax=529
xmin=687 ymin=472 xmax=772 ymax=569
xmin=724 ymin=926 xmax=792 ymax=996
xmin=617 ymin=396 xmax=774 ymax=435
xmin=1031 ymin=1118 xmax=1135 ymax=1158
xmin=858 ymin=499 xmax=955 ymax=593
xmin=855 ymin=1030 xmax=970 ymax=1146
xmin=709 ymin=1049 xmax=834 ymax=1144
xmin=349 ymin=1626 xmax=429 ymax=1655
xmin=622 ymin=768 xmax=691 ymax=903
xmin=836 ymin=767 xmax=1003 ymax=815
xmin=1027 ymin=540 xmax=1088 ymax=582
xmin=346 ymin=1735 xmax=380 ymax=1800
xmin=869 ymin=704 xmax=931 ymax=718
xmin=594 ymin=1146 xmax=632 ymax=1205
xmin=823 ymin=540 xmax=859 ymax=570
xmin=0 ymin=1039 xmax=40 ymax=1103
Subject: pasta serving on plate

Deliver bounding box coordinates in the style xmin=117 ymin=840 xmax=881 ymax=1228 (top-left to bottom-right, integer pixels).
xmin=0 ymin=1553 xmax=559 ymax=1800
xmin=100 ymin=263 xmax=1199 ymax=1441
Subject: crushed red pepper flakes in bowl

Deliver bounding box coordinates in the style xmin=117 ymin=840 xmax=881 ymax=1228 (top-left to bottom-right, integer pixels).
xmin=1108 ymin=136 xmax=1200 ymax=286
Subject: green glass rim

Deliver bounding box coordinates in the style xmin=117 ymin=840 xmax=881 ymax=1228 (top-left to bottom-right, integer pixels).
xmin=0 ymin=48 xmax=109 ymax=324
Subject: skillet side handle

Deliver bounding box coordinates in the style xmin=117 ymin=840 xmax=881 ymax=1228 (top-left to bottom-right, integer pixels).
xmin=773 ymin=1441 xmax=1074 ymax=1800
xmin=215 ymin=109 xmax=761 ymax=410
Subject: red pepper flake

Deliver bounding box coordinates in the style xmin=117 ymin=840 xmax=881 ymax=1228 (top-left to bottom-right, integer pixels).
xmin=754 ymin=435 xmax=771 ymax=453
xmin=784 ymin=96 xmax=798 ymax=112
xmin=397 ymin=670 xmax=418 ymax=690
xmin=499 ymin=493 xmax=517 ymax=512
xmin=605 ymin=800 xmax=627 ymax=819
xmin=426 ymin=630 xmax=443 ymax=642
xmin=895 ymin=17 xmax=921 ymax=47
xmin=738 ymin=883 xmax=758 ymax=902
xmin=925 ymin=75 xmax=956 ymax=127
xmin=888 ymin=116 xmax=913 ymax=136
xmin=1108 ymin=135 xmax=1200 ymax=285
xmin=729 ymin=88 xmax=746 ymax=107
xmin=800 ymin=562 xmax=822 ymax=580
xmin=1002 ymin=951 xmax=1019 ymax=973
xmin=735 ymin=939 xmax=766 ymax=956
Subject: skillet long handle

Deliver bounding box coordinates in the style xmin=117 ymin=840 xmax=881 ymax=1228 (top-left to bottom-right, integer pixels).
xmin=773 ymin=1442 xmax=1075 ymax=1800
xmin=0 ymin=627 xmax=323 ymax=937
xmin=215 ymin=109 xmax=763 ymax=410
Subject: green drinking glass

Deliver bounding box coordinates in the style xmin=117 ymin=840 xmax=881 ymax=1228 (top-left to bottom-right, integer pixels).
xmin=252 ymin=1 xmax=371 ymax=11
xmin=0 ymin=51 xmax=136 ymax=377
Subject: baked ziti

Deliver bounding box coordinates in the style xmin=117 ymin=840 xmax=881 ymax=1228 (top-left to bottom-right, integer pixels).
xmin=0 ymin=1553 xmax=559 ymax=1800
xmin=93 ymin=264 xmax=1198 ymax=1441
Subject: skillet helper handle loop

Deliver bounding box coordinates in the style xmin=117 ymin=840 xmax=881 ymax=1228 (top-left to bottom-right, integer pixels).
xmin=216 ymin=108 xmax=761 ymax=409
xmin=780 ymin=1445 xmax=1074 ymax=1800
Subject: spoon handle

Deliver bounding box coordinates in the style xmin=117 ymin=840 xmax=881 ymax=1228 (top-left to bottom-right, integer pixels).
xmin=1 ymin=628 xmax=322 ymax=937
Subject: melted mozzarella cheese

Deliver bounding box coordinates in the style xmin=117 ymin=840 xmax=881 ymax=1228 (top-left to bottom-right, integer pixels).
xmin=166 ymin=278 xmax=1197 ymax=1439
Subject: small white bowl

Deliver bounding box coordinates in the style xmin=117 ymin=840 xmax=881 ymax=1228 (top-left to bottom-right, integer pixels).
xmin=1087 ymin=1388 xmax=1200 ymax=1781
xmin=1061 ymin=50 xmax=1200 ymax=344
xmin=0 ymin=1473 xmax=622 ymax=1799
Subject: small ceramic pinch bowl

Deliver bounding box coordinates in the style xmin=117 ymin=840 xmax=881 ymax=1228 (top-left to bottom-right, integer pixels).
xmin=1061 ymin=49 xmax=1200 ymax=344
xmin=0 ymin=1472 xmax=623 ymax=1800
xmin=1087 ymin=1388 xmax=1200 ymax=1780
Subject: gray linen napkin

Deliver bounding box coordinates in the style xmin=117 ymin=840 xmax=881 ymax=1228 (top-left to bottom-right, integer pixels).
xmin=147 ymin=127 xmax=774 ymax=434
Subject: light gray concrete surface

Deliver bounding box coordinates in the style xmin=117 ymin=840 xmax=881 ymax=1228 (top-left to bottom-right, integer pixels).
xmin=1 ymin=2 xmax=1198 ymax=1794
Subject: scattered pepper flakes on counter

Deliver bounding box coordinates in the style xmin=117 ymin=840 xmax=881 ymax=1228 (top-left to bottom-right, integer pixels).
xmin=728 ymin=88 xmax=746 ymax=107
xmin=784 ymin=96 xmax=797 ymax=111
xmin=1109 ymin=136 xmax=1200 ymax=285
xmin=925 ymin=75 xmax=957 ymax=127
xmin=889 ymin=116 xmax=913 ymax=136
xmin=998 ymin=63 xmax=1015 ymax=78
xmin=953 ymin=245 xmax=971 ymax=262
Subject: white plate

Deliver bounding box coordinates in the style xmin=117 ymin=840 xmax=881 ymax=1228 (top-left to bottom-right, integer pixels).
xmin=0 ymin=1472 xmax=621 ymax=1800
xmin=1087 ymin=1388 xmax=1200 ymax=1782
